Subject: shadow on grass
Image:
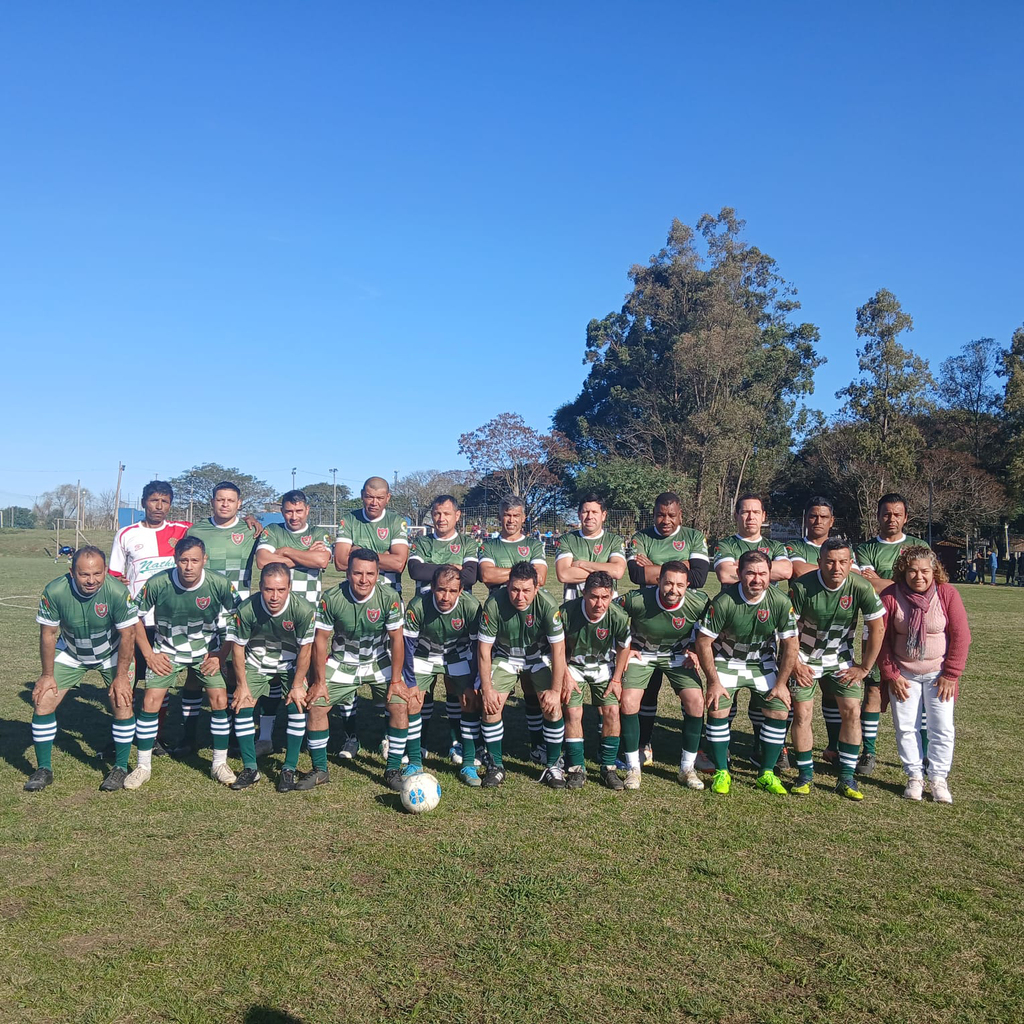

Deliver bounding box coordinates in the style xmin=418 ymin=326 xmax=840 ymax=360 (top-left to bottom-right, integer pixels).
xmin=244 ymin=1008 xmax=307 ymax=1024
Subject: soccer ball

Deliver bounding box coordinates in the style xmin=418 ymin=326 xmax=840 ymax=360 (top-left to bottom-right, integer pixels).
xmin=400 ymin=771 xmax=441 ymax=814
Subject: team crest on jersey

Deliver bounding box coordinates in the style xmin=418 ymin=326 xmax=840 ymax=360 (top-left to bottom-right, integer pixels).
xmin=168 ymin=537 xmax=177 ymax=548
xmin=839 ymin=595 xmax=853 ymax=610
xmin=517 ymin=545 xmax=530 ymax=557
xmin=449 ymin=542 xmax=461 ymax=554
xmin=301 ymin=535 xmax=312 ymax=548
xmin=231 ymin=533 xmax=244 ymax=545
xmin=596 ymin=627 xmax=609 ymax=640
xmin=377 ymin=527 xmax=389 ymax=541
xmin=526 ymin=613 xmax=534 ymax=627
xmin=758 ymin=546 xmax=770 ymax=555
xmin=452 ymin=617 xmax=464 ymax=630
xmin=196 ymin=596 xmax=211 ymax=610
xmin=594 ymin=543 xmax=604 ymax=555
xmin=672 ymin=617 xmax=686 ymax=629
xmin=367 ymin=608 xmax=381 ymax=623
xmin=94 ymin=602 xmax=108 ymax=617
xmin=283 ymin=620 xmax=294 ymax=632
xmin=673 ymin=541 xmax=685 ymax=551
xmin=756 ymin=607 xmax=770 ymax=623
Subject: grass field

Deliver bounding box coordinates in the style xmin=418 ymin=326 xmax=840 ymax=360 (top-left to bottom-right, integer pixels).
xmin=1 ymin=528 xmax=1023 ymax=1024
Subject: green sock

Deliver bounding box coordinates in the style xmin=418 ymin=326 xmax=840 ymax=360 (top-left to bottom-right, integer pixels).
xmin=544 ymin=716 xmax=565 ymax=768
xmin=386 ymin=723 xmax=409 ymax=771
xmin=838 ymin=740 xmax=859 ymax=783
xmin=705 ymin=717 xmax=730 ymax=771
xmin=446 ymin=700 xmax=461 ymax=746
xmin=599 ymin=734 xmax=619 ymax=768
xmin=681 ymin=713 xmax=703 ymax=756
xmin=921 ymin=729 xmax=929 ymax=759
xmin=794 ymin=748 xmax=813 ymax=779
xmin=860 ymin=711 xmax=880 ymax=755
xmin=481 ymin=718 xmax=504 ymax=768
xmin=564 ymin=738 xmax=585 ymax=769
xmin=620 ymin=712 xmax=640 ymax=759
xmin=460 ymin=711 xmax=479 ymax=766
xmin=235 ymin=707 xmax=257 ymax=769
xmin=210 ymin=709 xmax=231 ymax=752
xmin=31 ymin=712 xmax=57 ymax=770
xmin=406 ymin=713 xmax=423 ymax=769
xmin=284 ymin=702 xmax=305 ymax=771
xmin=112 ymin=716 xmax=135 ymax=770
xmin=307 ymin=728 xmax=329 ymax=771
xmin=759 ymin=718 xmax=788 ymax=773
xmin=822 ymin=695 xmax=841 ymax=751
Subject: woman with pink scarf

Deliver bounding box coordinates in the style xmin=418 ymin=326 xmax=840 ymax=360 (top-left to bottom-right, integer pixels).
xmin=878 ymin=546 xmax=970 ymax=804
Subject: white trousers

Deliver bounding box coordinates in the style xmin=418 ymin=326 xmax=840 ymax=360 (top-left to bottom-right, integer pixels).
xmin=889 ymin=670 xmax=955 ymax=780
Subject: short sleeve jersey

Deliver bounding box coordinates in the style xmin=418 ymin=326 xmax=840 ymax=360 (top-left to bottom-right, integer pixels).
xmin=315 ymin=581 xmax=404 ymax=667
xmin=37 ymin=574 xmax=139 ymax=668
xmin=407 ymin=531 xmax=478 ymax=595
xmin=108 ymin=519 xmax=192 ymax=625
xmin=404 ymin=591 xmax=480 ymax=664
xmin=226 ymin=592 xmax=317 ymax=675
xmin=478 ymin=535 xmax=548 ymax=591
xmin=854 ymin=535 xmax=930 ymax=580
xmin=186 ymin=518 xmax=259 ymax=600
xmin=697 ymin=584 xmax=798 ymax=672
xmin=256 ymin=522 xmax=333 ymax=604
xmin=629 ymin=526 xmax=709 ymax=587
xmin=559 ymin=597 xmax=631 ymax=674
xmin=713 ymin=534 xmax=790 ymax=570
xmin=784 ymin=537 xmax=823 ymax=567
xmin=556 ymin=530 xmax=627 ymax=601
xmin=478 ymin=587 xmax=564 ymax=660
xmin=789 ymin=571 xmax=884 ymax=671
xmin=135 ymin=568 xmax=238 ymax=665
xmin=335 ymin=509 xmax=410 ymax=592
xmin=618 ymin=587 xmax=709 ymax=659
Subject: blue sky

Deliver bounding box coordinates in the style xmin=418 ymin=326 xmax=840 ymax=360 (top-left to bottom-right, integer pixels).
xmin=2 ymin=1 xmax=1021 ymax=510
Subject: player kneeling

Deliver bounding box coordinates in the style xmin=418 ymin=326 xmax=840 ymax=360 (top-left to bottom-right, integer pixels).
xmin=390 ymin=565 xmax=480 ymax=790
xmin=560 ymin=571 xmax=632 ymax=790
xmin=226 ymin=563 xmax=317 ymax=791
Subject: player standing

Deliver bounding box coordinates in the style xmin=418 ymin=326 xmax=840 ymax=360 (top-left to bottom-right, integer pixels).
xmin=333 ymin=477 xmax=410 ymax=594
xmin=555 ymin=493 xmax=627 ymax=601
xmin=785 ymin=497 xmax=835 ymax=578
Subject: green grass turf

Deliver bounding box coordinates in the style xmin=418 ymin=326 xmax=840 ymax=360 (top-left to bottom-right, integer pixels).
xmin=1 ymin=528 xmax=1022 ymax=1023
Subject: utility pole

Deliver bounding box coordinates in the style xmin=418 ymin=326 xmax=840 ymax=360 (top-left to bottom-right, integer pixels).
xmin=330 ymin=467 xmax=338 ymax=528
xmin=292 ymin=467 xmax=297 ymax=489
xmin=393 ymin=470 xmax=398 ymax=492
xmin=112 ymin=461 xmax=125 ymax=531
xmin=188 ymin=482 xmax=194 ymax=524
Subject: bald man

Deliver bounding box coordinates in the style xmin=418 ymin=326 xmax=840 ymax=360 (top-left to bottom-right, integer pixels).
xmin=333 ymin=477 xmax=410 ymax=595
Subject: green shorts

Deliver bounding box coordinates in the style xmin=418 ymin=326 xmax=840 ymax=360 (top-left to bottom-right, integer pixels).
xmin=144 ymin=664 xmax=226 ymax=690
xmin=564 ymin=664 xmax=619 ymax=708
xmin=314 ymin=657 xmax=391 ymax=707
xmin=53 ymin=661 xmax=119 ymax=691
xmin=820 ymin=672 xmax=863 ymax=702
xmin=242 ymin=669 xmax=294 ymax=701
xmin=489 ymin=656 xmax=554 ymax=695
xmin=623 ymin=656 xmax=701 ymax=692
xmin=709 ymin=688 xmax=787 ymax=715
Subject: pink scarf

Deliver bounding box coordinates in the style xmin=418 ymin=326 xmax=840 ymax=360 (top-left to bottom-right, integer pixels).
xmin=898 ymin=580 xmax=936 ymax=660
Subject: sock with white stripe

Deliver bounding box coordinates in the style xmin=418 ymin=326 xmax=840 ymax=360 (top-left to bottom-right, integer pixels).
xmin=181 ymin=693 xmax=203 ymax=743
xmin=759 ymin=718 xmax=788 ymax=773
xmin=838 ymin=740 xmax=859 ymax=783
xmin=747 ymin=704 xmax=764 ymax=749
xmin=481 ymin=718 xmax=504 ymax=768
xmin=135 ymin=710 xmax=160 ymax=771
xmin=523 ymin=691 xmax=543 ymax=750
xmin=679 ymin=714 xmax=703 ymax=772
xmin=446 ymin=700 xmax=461 ymax=746
xmin=307 ymin=727 xmax=329 ymax=771
xmin=386 ymin=722 xmax=409 ymax=771
xmin=210 ymin=709 xmax=231 ymax=767
xmin=860 ymin=711 xmax=880 ymax=755
xmin=565 ymin=736 xmax=585 ymax=769
xmin=460 ymin=711 xmax=480 ymax=765
xmin=283 ymin=702 xmax=306 ymax=771
xmin=821 ymin=696 xmax=841 ymax=752
xmin=705 ymin=717 xmax=730 ymax=771
xmin=31 ymin=712 xmax=57 ymax=770
xmin=920 ymin=704 xmax=929 ymax=760
xmin=234 ymin=707 xmax=257 ymax=769
xmin=794 ymin=748 xmax=813 ymax=779
xmin=339 ymin=700 xmax=358 ymax=742
xmin=599 ymin=734 xmax=619 ymax=768
xmin=112 ymin=716 xmax=136 ymax=770
xmin=543 ymin=716 xmax=565 ymax=768
xmin=638 ymin=671 xmax=662 ymax=751
xmin=406 ymin=713 xmax=423 ymax=768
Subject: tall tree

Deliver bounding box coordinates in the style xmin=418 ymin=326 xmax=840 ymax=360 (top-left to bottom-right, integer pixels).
xmin=555 ymin=210 xmax=822 ymax=534
xmin=168 ymin=463 xmax=277 ymax=521
xmin=393 ymin=469 xmax=477 ymax=523
xmin=2 ymin=506 xmax=35 ymax=528
xmin=299 ymin=481 xmax=354 ymax=525
xmin=33 ymin=484 xmax=90 ymax=528
xmin=937 ymin=336 xmax=1001 ymax=460
xmin=997 ymin=324 xmax=1024 ymax=513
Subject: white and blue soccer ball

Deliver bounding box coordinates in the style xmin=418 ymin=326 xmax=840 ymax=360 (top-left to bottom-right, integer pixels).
xmin=400 ymin=771 xmax=441 ymax=813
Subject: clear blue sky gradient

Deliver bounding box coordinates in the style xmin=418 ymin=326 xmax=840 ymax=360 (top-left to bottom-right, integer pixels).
xmin=2 ymin=2 xmax=1021 ymax=508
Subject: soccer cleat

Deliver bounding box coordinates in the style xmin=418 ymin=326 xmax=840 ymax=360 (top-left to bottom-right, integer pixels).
xmin=614 ymin=756 xmax=627 ymax=771
xmin=790 ymin=773 xmax=814 ymax=796
xmin=565 ymin=765 xmax=586 ymax=790
xmin=930 ymin=778 xmax=953 ymax=804
xmin=419 ymin=749 xmax=430 ymax=762
xmin=857 ymin=752 xmax=876 ymax=776
xmin=530 ymin=744 xmax=546 ymax=765
xmin=480 ymin=766 xmax=506 ymax=788
xmin=755 ymin=770 xmax=788 ymax=795
xmin=295 ymin=768 xmax=330 ymax=790
xmin=821 ymin=747 xmax=838 ymax=766
xmin=600 ymin=766 xmax=625 ymax=791
xmin=903 ymin=777 xmax=924 ymax=801
xmin=24 ymin=768 xmax=54 ymax=792
xmin=277 ymin=769 xmax=298 ymax=793
xmin=694 ymin=750 xmax=715 ymax=773
xmin=99 ymin=767 xmax=128 ymax=792
xmin=152 ymin=739 xmax=170 ymax=758
xmin=777 ymin=746 xmax=791 ymax=771
xmin=623 ymin=767 xmax=642 ymax=790
xmin=401 ymin=763 xmax=421 ymax=777
xmin=340 ymin=736 xmax=359 ymax=759
xmin=641 ymin=744 xmax=653 ymax=766
xmin=211 ymin=763 xmax=237 ymax=786
xmin=835 ymin=778 xmax=864 ymax=801
xmin=384 ymin=768 xmax=405 ymax=792
xmin=540 ymin=765 xmax=567 ymax=790
xmin=711 ymin=769 xmax=732 ymax=795
xmin=123 ymin=766 xmax=152 ymax=790
xmin=254 ymin=739 xmax=274 ymax=758
xmin=677 ymin=767 xmax=705 ymax=791
xmin=230 ymin=767 xmax=261 ymax=790
xmin=172 ymin=740 xmax=197 ymax=758
xmin=460 ymin=765 xmax=482 ymax=787
xmin=448 ymin=742 xmax=464 ymax=765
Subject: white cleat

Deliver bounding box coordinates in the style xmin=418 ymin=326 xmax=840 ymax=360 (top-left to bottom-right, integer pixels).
xmin=678 ymin=767 xmax=706 ymax=790
xmin=903 ymin=777 xmax=924 ymax=801
xmin=211 ymin=763 xmax=237 ymax=786
xmin=123 ymin=766 xmax=151 ymax=791
xmin=623 ymin=767 xmax=642 ymax=790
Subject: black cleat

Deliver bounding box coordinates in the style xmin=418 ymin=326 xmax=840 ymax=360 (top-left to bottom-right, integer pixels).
xmin=295 ymin=768 xmax=330 ymax=791
xmin=565 ymin=766 xmax=586 ymax=790
xmin=24 ymin=768 xmax=54 ymax=792
xmin=99 ymin=766 xmax=128 ymax=791
xmin=480 ymin=766 xmax=506 ymax=788
xmin=230 ymin=767 xmax=261 ymax=790
xmin=857 ymin=752 xmax=877 ymax=776
xmin=539 ymin=766 xmax=567 ymax=790
xmin=384 ymin=767 xmax=405 ymax=792
xmin=152 ymin=739 xmax=170 ymax=758
xmin=277 ymin=769 xmax=297 ymax=793
xmin=600 ymin=766 xmax=625 ymax=791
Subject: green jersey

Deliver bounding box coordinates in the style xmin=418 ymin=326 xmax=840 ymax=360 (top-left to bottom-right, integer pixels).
xmin=712 ymin=534 xmax=791 ymax=573
xmin=628 ymin=525 xmax=709 ymax=587
xmin=618 ymin=587 xmax=709 ymax=663
xmin=479 ymin=587 xmax=564 ymax=663
xmin=560 ymin=597 xmax=631 ymax=676
xmin=36 ymin=574 xmax=138 ymax=669
xmin=226 ymin=592 xmax=317 ymax=676
xmin=697 ymin=583 xmax=797 ymax=675
xmin=555 ymin=529 xmax=627 ymax=601
xmin=336 ymin=508 xmax=410 ymax=592
xmin=135 ymin=568 xmax=238 ymax=666
xmin=256 ymin=521 xmax=333 ymax=604
xmin=186 ymin=517 xmax=259 ymax=600
xmin=403 ymin=591 xmax=480 ymax=681
xmin=407 ymin=530 xmax=478 ymax=595
xmin=315 ymin=580 xmax=404 ymax=668
xmin=854 ymin=535 xmax=930 ymax=580
xmin=789 ymin=571 xmax=884 ymax=673
xmin=478 ymin=534 xmax=548 ymax=591
xmin=784 ymin=537 xmax=823 ymax=569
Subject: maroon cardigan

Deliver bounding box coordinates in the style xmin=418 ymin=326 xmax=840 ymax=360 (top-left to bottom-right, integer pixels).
xmin=878 ymin=582 xmax=971 ymax=706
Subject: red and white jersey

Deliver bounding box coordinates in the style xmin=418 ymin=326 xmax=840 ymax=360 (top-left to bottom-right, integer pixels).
xmin=109 ymin=520 xmax=192 ymax=624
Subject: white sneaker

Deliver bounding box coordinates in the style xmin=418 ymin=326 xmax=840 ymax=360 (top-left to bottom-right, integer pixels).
xmin=903 ymin=776 xmax=924 ymax=801
xmin=623 ymin=767 xmax=642 ymax=790
xmin=254 ymin=739 xmax=273 ymax=757
xmin=930 ymin=778 xmax=953 ymax=804
xmin=211 ymin=762 xmax=237 ymax=786
xmin=124 ymin=766 xmax=151 ymax=790
xmin=694 ymin=750 xmax=715 ymax=773
xmin=678 ymin=767 xmax=705 ymax=791
xmin=340 ymin=736 xmax=359 ymax=759
xmin=448 ymin=742 xmax=464 ymax=765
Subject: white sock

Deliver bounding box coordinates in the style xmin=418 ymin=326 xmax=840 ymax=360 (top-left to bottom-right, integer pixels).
xmin=680 ymin=750 xmax=697 ymax=772
xmin=212 ymin=748 xmax=228 ymax=768
xmin=137 ymin=749 xmax=153 ymax=771
xmin=625 ymin=751 xmax=641 ymax=769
